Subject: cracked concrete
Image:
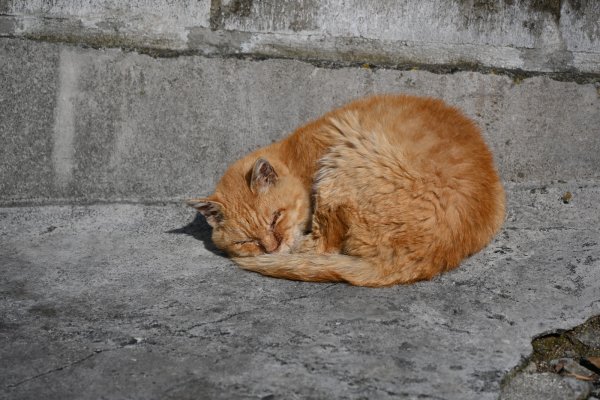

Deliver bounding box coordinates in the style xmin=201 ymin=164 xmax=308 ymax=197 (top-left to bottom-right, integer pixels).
xmin=1 ymin=0 xmax=599 ymax=73
xmin=1 ymin=181 xmax=599 ymax=399
xmin=1 ymin=1 xmax=599 ymax=398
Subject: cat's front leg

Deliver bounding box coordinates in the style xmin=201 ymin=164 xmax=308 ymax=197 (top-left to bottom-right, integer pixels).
xmin=294 ymin=205 xmax=347 ymax=254
xmin=293 ymin=220 xmax=332 ymax=254
xmin=294 ymin=233 xmax=319 ymax=253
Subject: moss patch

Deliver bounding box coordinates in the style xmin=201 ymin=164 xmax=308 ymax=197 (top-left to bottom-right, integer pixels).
xmin=531 ymin=316 xmax=600 ymax=372
xmin=502 ymin=315 xmax=600 ymax=394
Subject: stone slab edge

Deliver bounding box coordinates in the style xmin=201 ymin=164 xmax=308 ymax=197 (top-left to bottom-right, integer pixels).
xmin=0 ymin=0 xmax=599 ymax=81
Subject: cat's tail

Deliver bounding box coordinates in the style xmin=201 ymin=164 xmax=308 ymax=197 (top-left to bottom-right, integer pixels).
xmin=232 ymin=254 xmax=423 ymax=287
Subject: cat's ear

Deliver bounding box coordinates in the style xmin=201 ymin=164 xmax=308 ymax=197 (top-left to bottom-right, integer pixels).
xmin=250 ymin=158 xmax=278 ymax=194
xmin=186 ymin=198 xmax=224 ymax=227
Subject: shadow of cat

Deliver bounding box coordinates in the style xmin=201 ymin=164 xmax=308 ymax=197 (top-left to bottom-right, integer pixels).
xmin=166 ymin=213 xmax=226 ymax=257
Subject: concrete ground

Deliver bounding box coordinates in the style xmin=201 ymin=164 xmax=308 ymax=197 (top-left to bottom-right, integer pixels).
xmin=1 ymin=180 xmax=599 ymax=400
xmin=2 ymin=2 xmax=599 ymax=399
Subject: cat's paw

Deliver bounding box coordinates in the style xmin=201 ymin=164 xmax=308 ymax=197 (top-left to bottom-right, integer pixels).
xmin=293 ymin=234 xmax=319 ymax=253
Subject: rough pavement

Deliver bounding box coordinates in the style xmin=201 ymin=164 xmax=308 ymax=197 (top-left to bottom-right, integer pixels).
xmin=1 ymin=181 xmax=599 ymax=399
xmin=2 ymin=1 xmax=599 ymax=399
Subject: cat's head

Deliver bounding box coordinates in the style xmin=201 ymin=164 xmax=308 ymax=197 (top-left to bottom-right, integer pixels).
xmin=187 ymin=157 xmax=311 ymax=257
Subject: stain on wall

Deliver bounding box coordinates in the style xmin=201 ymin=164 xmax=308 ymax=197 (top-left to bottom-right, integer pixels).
xmin=211 ymin=0 xmax=255 ymax=30
xmin=529 ymin=0 xmax=561 ymax=21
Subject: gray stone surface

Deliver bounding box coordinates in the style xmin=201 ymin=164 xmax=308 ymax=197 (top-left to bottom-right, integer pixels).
xmin=500 ymin=373 xmax=591 ymax=400
xmin=214 ymin=0 xmax=600 ymax=73
xmin=0 ymin=38 xmax=59 ymax=203
xmin=550 ymin=358 xmax=598 ymax=378
xmin=2 ymin=38 xmax=599 ymax=205
xmin=1 ymin=0 xmax=211 ymax=50
xmin=1 ymin=0 xmax=599 ymax=73
xmin=1 ymin=181 xmax=599 ymax=399
xmin=576 ymin=326 xmax=600 ymax=349
xmin=2 ymin=2 xmax=600 ymax=398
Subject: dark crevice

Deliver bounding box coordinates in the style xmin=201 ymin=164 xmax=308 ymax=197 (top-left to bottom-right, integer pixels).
xmin=501 ymin=315 xmax=600 ymax=397
xmin=1 ymin=33 xmax=598 ymax=84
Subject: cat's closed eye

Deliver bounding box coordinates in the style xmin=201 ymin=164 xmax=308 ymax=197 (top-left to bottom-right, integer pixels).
xmin=234 ymin=239 xmax=257 ymax=245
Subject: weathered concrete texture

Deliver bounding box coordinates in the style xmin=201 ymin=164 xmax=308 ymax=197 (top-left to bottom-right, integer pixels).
xmin=214 ymin=0 xmax=600 ymax=73
xmin=1 ymin=181 xmax=599 ymax=400
xmin=1 ymin=0 xmax=599 ymax=74
xmin=1 ymin=0 xmax=211 ymax=50
xmin=500 ymin=373 xmax=592 ymax=400
xmin=0 ymin=38 xmax=59 ymax=203
xmin=1 ymin=38 xmax=599 ymax=205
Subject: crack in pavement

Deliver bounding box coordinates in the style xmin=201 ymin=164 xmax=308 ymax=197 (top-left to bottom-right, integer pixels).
xmin=6 ymin=346 xmax=122 ymax=389
xmin=177 ymin=309 xmax=253 ymax=334
xmin=177 ymin=283 xmax=338 ymax=334
xmin=278 ymin=283 xmax=338 ymax=304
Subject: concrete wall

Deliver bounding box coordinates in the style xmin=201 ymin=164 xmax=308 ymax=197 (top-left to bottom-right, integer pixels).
xmin=1 ymin=0 xmax=599 ymax=73
xmin=0 ymin=1 xmax=599 ymax=205
xmin=1 ymin=38 xmax=599 ymax=205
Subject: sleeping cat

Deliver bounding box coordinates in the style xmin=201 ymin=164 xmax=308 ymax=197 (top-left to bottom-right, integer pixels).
xmin=188 ymin=95 xmax=505 ymax=287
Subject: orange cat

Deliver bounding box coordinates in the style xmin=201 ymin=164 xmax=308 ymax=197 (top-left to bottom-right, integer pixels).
xmin=188 ymin=95 xmax=505 ymax=287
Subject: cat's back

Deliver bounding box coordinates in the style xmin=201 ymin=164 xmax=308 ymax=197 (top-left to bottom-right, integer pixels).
xmin=334 ymin=95 xmax=487 ymax=153
xmin=321 ymin=94 xmax=506 ymax=253
xmin=328 ymin=95 xmax=499 ymax=183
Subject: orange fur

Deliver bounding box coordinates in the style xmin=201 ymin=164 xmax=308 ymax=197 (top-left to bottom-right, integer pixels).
xmin=188 ymin=95 xmax=505 ymax=287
